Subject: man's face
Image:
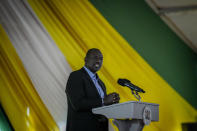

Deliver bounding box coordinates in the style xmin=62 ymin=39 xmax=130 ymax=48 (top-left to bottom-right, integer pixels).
xmin=85 ymin=51 xmax=103 ymax=73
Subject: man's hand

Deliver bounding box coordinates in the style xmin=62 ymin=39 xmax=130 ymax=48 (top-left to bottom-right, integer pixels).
xmin=103 ymin=92 xmax=120 ymax=106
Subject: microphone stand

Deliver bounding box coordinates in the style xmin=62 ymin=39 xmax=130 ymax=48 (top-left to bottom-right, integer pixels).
xmin=131 ymin=90 xmax=141 ymax=102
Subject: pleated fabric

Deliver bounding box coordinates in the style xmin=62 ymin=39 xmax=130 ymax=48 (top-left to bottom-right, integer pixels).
xmin=0 ymin=25 xmax=59 ymax=130
xmin=0 ymin=0 xmax=71 ymax=130
xmin=28 ymin=0 xmax=197 ymax=131
xmin=0 ymin=0 xmax=196 ymax=131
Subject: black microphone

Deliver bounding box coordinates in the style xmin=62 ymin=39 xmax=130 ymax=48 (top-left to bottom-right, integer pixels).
xmin=117 ymin=79 xmax=145 ymax=93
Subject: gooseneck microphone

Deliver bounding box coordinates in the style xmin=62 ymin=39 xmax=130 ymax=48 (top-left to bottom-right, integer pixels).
xmin=117 ymin=79 xmax=145 ymax=93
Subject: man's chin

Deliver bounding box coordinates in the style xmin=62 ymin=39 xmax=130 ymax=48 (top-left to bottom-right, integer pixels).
xmin=93 ymin=68 xmax=100 ymax=73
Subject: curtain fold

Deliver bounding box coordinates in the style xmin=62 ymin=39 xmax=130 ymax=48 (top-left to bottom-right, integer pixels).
xmin=27 ymin=0 xmax=197 ymax=131
xmin=0 ymin=25 xmax=58 ymax=130
xmin=0 ymin=0 xmax=71 ymax=130
xmin=0 ymin=0 xmax=196 ymax=131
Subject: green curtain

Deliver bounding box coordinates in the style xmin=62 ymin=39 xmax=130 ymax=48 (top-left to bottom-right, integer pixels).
xmin=0 ymin=104 xmax=13 ymax=131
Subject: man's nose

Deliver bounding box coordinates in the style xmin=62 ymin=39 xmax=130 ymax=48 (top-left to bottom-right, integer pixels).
xmin=96 ymin=59 xmax=102 ymax=63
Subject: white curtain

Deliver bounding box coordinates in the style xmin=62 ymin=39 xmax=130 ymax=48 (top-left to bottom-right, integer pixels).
xmin=0 ymin=0 xmax=71 ymax=130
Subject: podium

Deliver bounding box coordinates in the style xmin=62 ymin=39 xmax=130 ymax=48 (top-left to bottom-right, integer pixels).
xmin=92 ymin=101 xmax=159 ymax=131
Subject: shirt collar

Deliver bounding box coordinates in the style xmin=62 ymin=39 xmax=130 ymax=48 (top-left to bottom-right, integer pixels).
xmin=83 ymin=66 xmax=98 ymax=79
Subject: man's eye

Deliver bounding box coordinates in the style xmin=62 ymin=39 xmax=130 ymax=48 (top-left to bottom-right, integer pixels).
xmin=89 ymin=56 xmax=103 ymax=60
xmin=96 ymin=56 xmax=102 ymax=59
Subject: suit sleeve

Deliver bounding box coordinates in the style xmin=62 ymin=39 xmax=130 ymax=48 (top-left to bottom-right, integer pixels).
xmin=66 ymin=72 xmax=102 ymax=111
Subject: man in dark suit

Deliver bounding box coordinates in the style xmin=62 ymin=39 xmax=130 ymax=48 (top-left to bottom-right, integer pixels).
xmin=66 ymin=48 xmax=120 ymax=131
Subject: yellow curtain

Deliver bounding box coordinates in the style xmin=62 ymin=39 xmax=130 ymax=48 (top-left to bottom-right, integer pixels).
xmin=27 ymin=0 xmax=197 ymax=131
xmin=0 ymin=25 xmax=58 ymax=131
xmin=1 ymin=0 xmax=196 ymax=130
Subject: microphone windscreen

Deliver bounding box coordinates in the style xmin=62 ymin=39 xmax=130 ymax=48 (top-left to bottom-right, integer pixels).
xmin=117 ymin=79 xmax=125 ymax=86
xmin=122 ymin=79 xmax=130 ymax=83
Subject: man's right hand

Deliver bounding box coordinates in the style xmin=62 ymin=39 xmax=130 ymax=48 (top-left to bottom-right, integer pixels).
xmin=103 ymin=92 xmax=120 ymax=106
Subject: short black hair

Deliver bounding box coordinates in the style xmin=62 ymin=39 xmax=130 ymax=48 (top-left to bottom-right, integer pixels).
xmin=85 ymin=48 xmax=101 ymax=58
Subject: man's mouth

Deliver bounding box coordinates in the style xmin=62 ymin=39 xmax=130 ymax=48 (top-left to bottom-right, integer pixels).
xmin=95 ymin=63 xmax=100 ymax=68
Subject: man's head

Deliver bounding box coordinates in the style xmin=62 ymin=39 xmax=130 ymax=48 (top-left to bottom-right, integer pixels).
xmin=85 ymin=48 xmax=103 ymax=73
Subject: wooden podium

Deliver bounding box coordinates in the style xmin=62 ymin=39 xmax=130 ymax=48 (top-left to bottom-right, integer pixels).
xmin=92 ymin=101 xmax=159 ymax=131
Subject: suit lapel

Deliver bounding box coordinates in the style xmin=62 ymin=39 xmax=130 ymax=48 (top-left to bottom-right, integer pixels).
xmin=80 ymin=68 xmax=101 ymax=98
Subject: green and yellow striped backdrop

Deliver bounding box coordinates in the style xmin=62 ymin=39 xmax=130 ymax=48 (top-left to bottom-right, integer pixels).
xmin=0 ymin=0 xmax=196 ymax=131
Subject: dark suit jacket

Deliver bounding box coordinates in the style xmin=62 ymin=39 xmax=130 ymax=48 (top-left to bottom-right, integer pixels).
xmin=66 ymin=68 xmax=108 ymax=131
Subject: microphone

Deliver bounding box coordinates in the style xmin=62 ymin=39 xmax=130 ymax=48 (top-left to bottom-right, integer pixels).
xmin=117 ymin=79 xmax=145 ymax=93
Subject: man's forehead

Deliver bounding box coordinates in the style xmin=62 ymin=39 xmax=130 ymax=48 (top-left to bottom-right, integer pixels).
xmin=88 ymin=50 xmax=102 ymax=56
xmin=92 ymin=51 xmax=102 ymax=55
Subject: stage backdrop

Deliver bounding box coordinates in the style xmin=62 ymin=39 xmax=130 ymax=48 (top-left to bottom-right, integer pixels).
xmin=0 ymin=0 xmax=196 ymax=131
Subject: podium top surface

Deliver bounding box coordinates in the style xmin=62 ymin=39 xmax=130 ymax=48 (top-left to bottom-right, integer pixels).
xmin=92 ymin=101 xmax=159 ymax=121
xmin=92 ymin=101 xmax=159 ymax=111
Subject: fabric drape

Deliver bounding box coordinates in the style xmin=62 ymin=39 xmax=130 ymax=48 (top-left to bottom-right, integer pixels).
xmin=0 ymin=0 xmax=196 ymax=131
xmin=0 ymin=25 xmax=59 ymax=130
xmin=0 ymin=0 xmax=71 ymax=130
xmin=28 ymin=0 xmax=197 ymax=131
